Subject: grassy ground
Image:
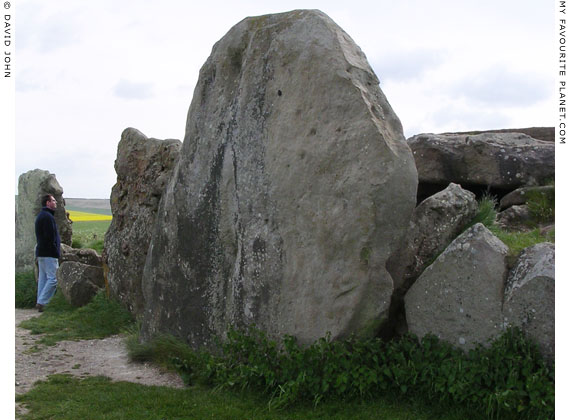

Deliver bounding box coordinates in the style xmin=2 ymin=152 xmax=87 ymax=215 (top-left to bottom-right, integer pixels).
xmin=15 ymin=270 xmax=37 ymax=309
xmin=18 ymin=291 xmax=134 ymax=349
xmin=71 ymin=220 xmax=111 ymax=253
xmin=490 ymin=225 xmax=554 ymax=256
xmin=16 ymin=375 xmax=485 ymax=420
xmin=16 ymin=292 xmax=488 ymax=420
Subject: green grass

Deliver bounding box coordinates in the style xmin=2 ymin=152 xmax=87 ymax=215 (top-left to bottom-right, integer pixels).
xmin=15 ymin=375 xmax=485 ymax=420
xmin=465 ymin=193 xmax=498 ymax=230
xmin=18 ymin=291 xmax=134 ymax=348
xmin=465 ymin=194 xmax=554 ymax=257
xmin=16 ymin=270 xmax=37 ymax=309
xmin=489 ymin=225 xmax=555 ymax=257
xmin=71 ymin=220 xmax=111 ymax=253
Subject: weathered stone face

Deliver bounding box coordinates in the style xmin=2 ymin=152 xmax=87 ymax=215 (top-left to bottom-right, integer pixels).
xmin=57 ymin=261 xmax=104 ymax=307
xmin=16 ymin=169 xmax=72 ymax=272
xmin=496 ymin=204 xmax=533 ymax=230
xmin=499 ymin=185 xmax=555 ymax=210
xmin=387 ymin=183 xmax=478 ymax=293
xmin=141 ymin=10 xmax=417 ymax=348
xmin=405 ymin=224 xmax=509 ymax=350
xmin=60 ymin=243 xmax=102 ymax=267
xmin=408 ymin=132 xmax=554 ymax=197
xmin=503 ymin=242 xmax=554 ymax=360
xmin=383 ymin=183 xmax=478 ymax=337
xmin=104 ymin=128 xmax=181 ymax=316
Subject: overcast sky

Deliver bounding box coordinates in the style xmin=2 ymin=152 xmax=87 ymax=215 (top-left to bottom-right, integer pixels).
xmin=13 ymin=0 xmax=554 ymax=199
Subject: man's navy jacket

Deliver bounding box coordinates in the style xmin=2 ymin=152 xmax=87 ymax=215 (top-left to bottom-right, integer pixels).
xmin=35 ymin=207 xmax=61 ymax=258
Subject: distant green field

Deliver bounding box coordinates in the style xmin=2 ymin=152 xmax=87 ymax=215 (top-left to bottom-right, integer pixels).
xmin=66 ymin=206 xmax=112 ymax=216
xmin=72 ymin=220 xmax=111 ymax=253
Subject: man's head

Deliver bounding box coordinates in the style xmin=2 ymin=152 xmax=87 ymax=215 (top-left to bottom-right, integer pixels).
xmin=41 ymin=194 xmax=57 ymax=210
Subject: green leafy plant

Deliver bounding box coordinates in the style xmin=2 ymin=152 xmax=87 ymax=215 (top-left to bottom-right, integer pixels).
xmin=133 ymin=326 xmax=554 ymax=419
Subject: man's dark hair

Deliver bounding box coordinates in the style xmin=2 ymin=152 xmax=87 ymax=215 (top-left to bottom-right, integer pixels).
xmin=41 ymin=194 xmax=54 ymax=207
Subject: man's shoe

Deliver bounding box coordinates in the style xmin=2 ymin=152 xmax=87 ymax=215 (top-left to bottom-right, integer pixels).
xmin=36 ymin=304 xmax=44 ymax=313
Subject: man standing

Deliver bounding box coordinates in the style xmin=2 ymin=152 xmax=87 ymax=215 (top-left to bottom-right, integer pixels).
xmin=35 ymin=194 xmax=61 ymax=312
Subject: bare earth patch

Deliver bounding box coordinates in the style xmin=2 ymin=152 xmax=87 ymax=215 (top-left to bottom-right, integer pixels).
xmin=15 ymin=308 xmax=184 ymax=417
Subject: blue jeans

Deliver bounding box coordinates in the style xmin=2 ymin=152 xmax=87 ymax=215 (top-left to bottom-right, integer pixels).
xmin=37 ymin=257 xmax=59 ymax=305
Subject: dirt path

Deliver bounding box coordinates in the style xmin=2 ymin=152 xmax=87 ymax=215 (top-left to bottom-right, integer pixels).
xmin=15 ymin=308 xmax=185 ymax=417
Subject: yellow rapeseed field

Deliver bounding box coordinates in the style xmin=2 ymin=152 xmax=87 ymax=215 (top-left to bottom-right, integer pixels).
xmin=68 ymin=210 xmax=112 ymax=222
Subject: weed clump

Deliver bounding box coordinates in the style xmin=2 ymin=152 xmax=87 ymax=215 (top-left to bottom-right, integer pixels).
xmin=463 ymin=193 xmax=498 ymax=231
xmin=526 ymin=186 xmax=555 ymax=224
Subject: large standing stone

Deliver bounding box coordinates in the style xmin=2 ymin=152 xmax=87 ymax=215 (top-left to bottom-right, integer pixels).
xmin=15 ymin=169 xmax=72 ymax=272
xmin=104 ymin=128 xmax=181 ymax=316
xmin=503 ymin=243 xmax=554 ymax=360
xmin=405 ymin=224 xmax=509 ymax=350
xmin=141 ymin=9 xmax=418 ymax=348
xmin=408 ymin=132 xmax=554 ymax=194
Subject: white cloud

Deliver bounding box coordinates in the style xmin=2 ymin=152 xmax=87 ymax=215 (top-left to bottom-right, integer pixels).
xmin=113 ymin=79 xmax=155 ymax=100
xmin=372 ymin=48 xmax=447 ymax=82
xmin=453 ymin=68 xmax=552 ymax=107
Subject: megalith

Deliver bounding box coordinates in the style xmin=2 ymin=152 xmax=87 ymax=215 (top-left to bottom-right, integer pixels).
xmin=15 ymin=169 xmax=72 ymax=272
xmin=408 ymin=132 xmax=554 ymax=201
xmin=104 ymin=128 xmax=181 ymax=316
xmin=141 ymin=10 xmax=418 ymax=348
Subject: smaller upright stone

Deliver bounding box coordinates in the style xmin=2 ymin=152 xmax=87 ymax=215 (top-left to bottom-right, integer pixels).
xmin=387 ymin=183 xmax=478 ymax=292
xmin=384 ymin=183 xmax=477 ymax=336
xmin=405 ymin=223 xmax=509 ymax=350
xmin=104 ymin=128 xmax=181 ymax=316
xmin=16 ymin=169 xmax=72 ymax=272
xmin=503 ymin=243 xmax=555 ymax=360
